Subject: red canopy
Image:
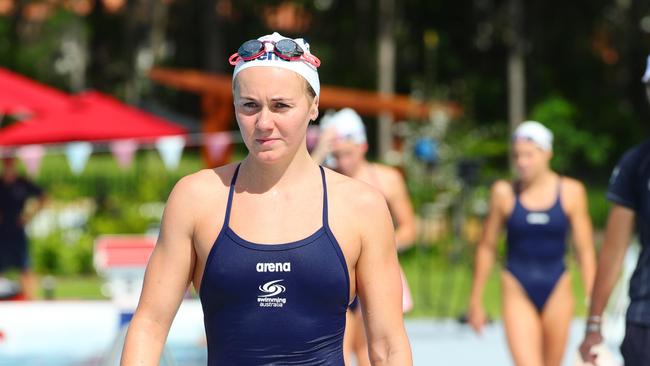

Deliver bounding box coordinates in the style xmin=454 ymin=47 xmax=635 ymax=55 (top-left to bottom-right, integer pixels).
xmin=0 ymin=91 xmax=186 ymax=146
xmin=0 ymin=68 xmax=73 ymax=115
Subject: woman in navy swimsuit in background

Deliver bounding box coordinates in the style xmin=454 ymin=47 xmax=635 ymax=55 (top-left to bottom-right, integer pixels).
xmin=120 ymin=32 xmax=412 ymax=365
xmin=468 ymin=121 xmax=596 ymax=366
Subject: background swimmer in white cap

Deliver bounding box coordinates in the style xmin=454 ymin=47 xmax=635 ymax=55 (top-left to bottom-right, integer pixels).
xmin=312 ymin=108 xmax=417 ymax=366
xmin=469 ymin=121 xmax=596 ymax=366
xmin=579 ymin=54 xmax=650 ymax=366
xmin=121 ymin=32 xmax=412 ymax=365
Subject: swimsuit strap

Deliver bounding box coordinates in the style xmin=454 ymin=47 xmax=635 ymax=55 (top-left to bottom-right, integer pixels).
xmin=223 ymin=163 xmax=241 ymax=227
xmin=554 ymin=175 xmax=563 ymax=206
xmin=319 ymin=166 xmax=329 ymax=228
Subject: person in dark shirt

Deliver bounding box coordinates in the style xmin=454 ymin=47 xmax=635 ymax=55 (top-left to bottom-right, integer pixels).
xmin=0 ymin=156 xmax=46 ymax=299
xmin=579 ymin=56 xmax=650 ymax=365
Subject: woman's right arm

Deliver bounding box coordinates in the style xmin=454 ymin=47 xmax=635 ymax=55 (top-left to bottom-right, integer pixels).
xmin=121 ymin=177 xmax=199 ymax=365
xmin=468 ymin=180 xmax=509 ymax=335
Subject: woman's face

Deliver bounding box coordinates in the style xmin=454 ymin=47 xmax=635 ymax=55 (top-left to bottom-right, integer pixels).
xmin=331 ymin=140 xmax=367 ymax=176
xmin=234 ymin=67 xmax=318 ymax=164
xmin=512 ymin=139 xmax=552 ymax=181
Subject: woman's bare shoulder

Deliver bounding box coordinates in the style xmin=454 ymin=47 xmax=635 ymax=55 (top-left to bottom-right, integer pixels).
xmin=487 ymin=179 xmax=515 ymax=216
xmin=560 ymin=176 xmax=586 ymax=193
xmin=559 ymin=176 xmax=588 ymax=209
xmin=373 ymin=163 xmax=406 ymax=187
xmin=168 ymin=163 xmax=239 ymax=205
xmin=324 ymin=168 xmax=388 ymax=214
xmin=490 ymin=179 xmax=514 ymax=199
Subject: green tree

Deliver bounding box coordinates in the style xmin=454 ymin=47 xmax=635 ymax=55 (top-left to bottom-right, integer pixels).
xmin=529 ymin=95 xmax=612 ymax=174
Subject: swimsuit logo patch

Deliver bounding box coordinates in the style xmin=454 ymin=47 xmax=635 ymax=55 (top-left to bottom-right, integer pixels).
xmin=257 ymin=279 xmax=287 ymax=308
xmin=527 ymin=212 xmax=550 ymax=225
xmin=256 ymin=262 xmax=291 ymax=272
xmin=258 ymin=279 xmax=286 ymax=297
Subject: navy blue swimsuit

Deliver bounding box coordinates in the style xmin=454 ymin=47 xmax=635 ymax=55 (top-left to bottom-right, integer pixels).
xmin=199 ymin=165 xmax=350 ymax=365
xmin=505 ymin=182 xmax=568 ymax=312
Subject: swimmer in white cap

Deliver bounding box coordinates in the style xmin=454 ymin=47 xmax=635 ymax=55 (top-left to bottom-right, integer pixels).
xmin=122 ymin=32 xmax=412 ymax=365
xmin=469 ymin=121 xmax=596 ymax=366
xmin=313 ymin=107 xmax=417 ymax=366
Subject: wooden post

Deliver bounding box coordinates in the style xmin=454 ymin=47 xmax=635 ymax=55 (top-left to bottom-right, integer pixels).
xmin=201 ymin=93 xmax=234 ymax=167
xmin=377 ymin=0 xmax=396 ymax=161
xmin=507 ymin=0 xmax=526 ymax=172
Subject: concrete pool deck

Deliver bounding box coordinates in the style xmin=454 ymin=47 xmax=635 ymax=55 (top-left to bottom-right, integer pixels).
xmin=0 ymin=300 xmax=624 ymax=365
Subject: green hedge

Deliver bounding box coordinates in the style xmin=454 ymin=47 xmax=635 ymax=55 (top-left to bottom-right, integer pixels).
xmin=26 ymin=150 xmax=203 ymax=275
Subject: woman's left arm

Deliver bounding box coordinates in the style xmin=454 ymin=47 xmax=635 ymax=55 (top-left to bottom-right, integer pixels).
xmin=567 ymin=179 xmax=596 ymax=298
xmin=356 ymin=188 xmax=412 ymax=365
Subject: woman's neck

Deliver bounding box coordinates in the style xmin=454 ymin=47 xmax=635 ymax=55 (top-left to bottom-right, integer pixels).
xmin=520 ymin=169 xmax=556 ymax=191
xmin=238 ymin=148 xmax=318 ymax=193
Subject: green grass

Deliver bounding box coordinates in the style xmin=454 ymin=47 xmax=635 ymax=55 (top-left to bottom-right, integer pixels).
xmin=399 ymin=240 xmax=590 ymax=319
xmin=24 ymin=242 xmax=589 ymax=320
xmin=34 ymin=150 xmax=205 ymax=202
xmin=0 ymin=272 xmax=107 ymax=300
xmin=38 ymin=275 xmax=107 ymax=300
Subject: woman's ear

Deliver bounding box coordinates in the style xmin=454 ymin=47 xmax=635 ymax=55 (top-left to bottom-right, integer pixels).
xmin=309 ymin=96 xmax=319 ymax=121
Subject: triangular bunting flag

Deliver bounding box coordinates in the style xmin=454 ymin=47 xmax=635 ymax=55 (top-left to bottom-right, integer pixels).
xmin=155 ymin=136 xmax=185 ymax=171
xmin=110 ymin=140 xmax=138 ymax=169
xmin=16 ymin=144 xmax=45 ymax=177
xmin=205 ymin=132 xmax=232 ymax=162
xmin=65 ymin=142 xmax=93 ymax=175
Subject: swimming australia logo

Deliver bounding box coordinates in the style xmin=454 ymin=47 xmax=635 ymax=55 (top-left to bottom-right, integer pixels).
xmin=256 ymin=262 xmax=291 ymax=272
xmin=527 ymin=212 xmax=550 ymax=225
xmin=257 ymin=279 xmax=287 ymax=308
xmin=258 ymin=279 xmax=286 ymax=297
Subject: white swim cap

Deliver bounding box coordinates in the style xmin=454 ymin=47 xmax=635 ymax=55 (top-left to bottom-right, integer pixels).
xmin=320 ymin=108 xmax=367 ymax=144
xmin=513 ymin=121 xmax=553 ymax=152
xmin=643 ymin=54 xmax=650 ymax=83
xmin=232 ymin=32 xmax=320 ymax=96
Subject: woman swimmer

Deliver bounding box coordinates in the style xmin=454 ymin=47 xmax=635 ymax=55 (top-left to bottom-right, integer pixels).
xmin=121 ymin=32 xmax=412 ymax=365
xmin=468 ymin=121 xmax=596 ymax=366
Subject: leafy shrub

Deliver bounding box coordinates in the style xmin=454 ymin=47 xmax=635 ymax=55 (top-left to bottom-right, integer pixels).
xmin=529 ymin=96 xmax=613 ymax=174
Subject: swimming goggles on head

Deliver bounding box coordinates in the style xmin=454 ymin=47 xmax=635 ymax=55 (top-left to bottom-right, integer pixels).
xmin=228 ymin=39 xmax=321 ymax=68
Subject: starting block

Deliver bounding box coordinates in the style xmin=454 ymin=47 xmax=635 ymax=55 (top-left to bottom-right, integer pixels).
xmin=94 ymin=235 xmax=156 ymax=327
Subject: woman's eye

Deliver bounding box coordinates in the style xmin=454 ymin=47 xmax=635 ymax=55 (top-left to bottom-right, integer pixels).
xmin=243 ymin=102 xmax=258 ymax=108
xmin=275 ymin=103 xmax=290 ymax=109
